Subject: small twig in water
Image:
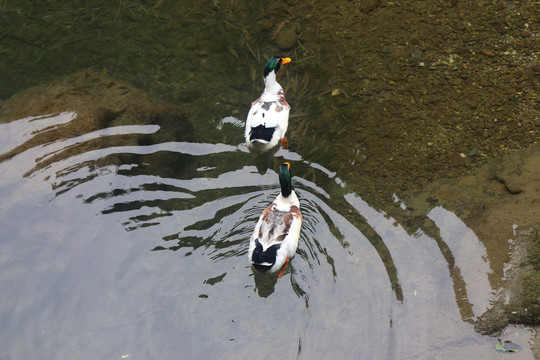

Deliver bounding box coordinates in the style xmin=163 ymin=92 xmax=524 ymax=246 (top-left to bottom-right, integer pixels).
xmin=181 ymin=0 xmax=203 ymax=21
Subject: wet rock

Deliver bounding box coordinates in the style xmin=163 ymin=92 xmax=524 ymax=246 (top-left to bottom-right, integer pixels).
xmin=319 ymin=107 xmax=335 ymax=123
xmin=478 ymin=77 xmax=493 ymax=87
xmin=480 ymin=49 xmax=496 ymax=57
xmin=274 ymin=28 xmax=297 ymax=50
xmin=411 ymin=49 xmax=423 ymax=58
xmin=0 ymin=68 xmax=194 ymax=152
xmin=487 ymin=150 xmax=537 ymax=195
xmin=391 ymin=46 xmax=409 ymax=59
xmin=451 ymin=77 xmax=464 ymax=86
xmin=453 ymin=21 xmax=466 ymax=31
xmin=451 ymin=152 xmax=466 ymax=167
xmin=468 ymin=147 xmax=478 ymax=157
xmin=358 ymin=0 xmax=379 ymax=12
xmin=336 ymin=97 xmax=348 ymax=107
xmin=475 ymin=304 xmax=509 ymax=335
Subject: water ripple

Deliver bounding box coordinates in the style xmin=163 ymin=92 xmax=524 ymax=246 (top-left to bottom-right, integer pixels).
xmin=0 ymin=112 xmax=535 ymax=359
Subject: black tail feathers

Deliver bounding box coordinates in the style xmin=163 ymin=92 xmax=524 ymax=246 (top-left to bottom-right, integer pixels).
xmin=250 ymin=125 xmax=275 ymax=142
xmin=251 ymin=240 xmax=280 ymax=272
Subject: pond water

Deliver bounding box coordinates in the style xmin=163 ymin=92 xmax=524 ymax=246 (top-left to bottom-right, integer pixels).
xmin=0 ymin=111 xmax=535 ymax=359
xmin=0 ymin=1 xmax=537 ymax=359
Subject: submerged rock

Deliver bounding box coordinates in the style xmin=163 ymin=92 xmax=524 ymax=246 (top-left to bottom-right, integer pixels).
xmin=274 ymin=28 xmax=297 ymax=50
xmin=0 ymin=69 xmax=195 ymax=180
xmin=0 ymin=68 xmax=193 ymax=144
xmin=358 ymin=0 xmax=380 ymax=12
xmin=395 ymin=143 xmax=540 ymax=336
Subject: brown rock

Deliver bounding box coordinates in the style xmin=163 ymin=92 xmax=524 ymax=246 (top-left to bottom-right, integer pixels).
xmin=480 ymin=49 xmax=496 ymax=57
xmin=451 ymin=152 xmax=465 ymax=167
xmin=274 ymin=28 xmax=297 ymax=51
xmin=359 ymin=0 xmax=380 ymax=12
xmin=0 ymin=69 xmax=193 ymax=166
xmin=478 ymin=77 xmax=493 ymax=87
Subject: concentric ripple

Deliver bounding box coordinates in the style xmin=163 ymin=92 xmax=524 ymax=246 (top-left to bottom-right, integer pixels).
xmin=0 ymin=112 xmax=535 ymax=359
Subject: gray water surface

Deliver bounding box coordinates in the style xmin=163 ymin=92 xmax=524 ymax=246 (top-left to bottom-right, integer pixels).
xmin=0 ymin=111 xmax=535 ymax=359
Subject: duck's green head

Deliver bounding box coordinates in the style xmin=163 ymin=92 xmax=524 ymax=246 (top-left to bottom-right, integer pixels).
xmin=264 ymin=56 xmax=292 ymax=78
xmin=279 ymin=162 xmax=293 ymax=197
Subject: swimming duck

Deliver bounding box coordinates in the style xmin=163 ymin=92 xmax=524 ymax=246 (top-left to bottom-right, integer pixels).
xmin=245 ymin=56 xmax=291 ymax=152
xmin=248 ymin=162 xmax=302 ymax=276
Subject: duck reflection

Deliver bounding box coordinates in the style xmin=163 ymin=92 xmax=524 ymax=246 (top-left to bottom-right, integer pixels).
xmin=251 ymin=270 xmax=279 ymax=298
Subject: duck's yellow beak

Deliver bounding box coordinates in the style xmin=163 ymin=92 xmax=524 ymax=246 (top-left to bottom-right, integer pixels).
xmin=284 ymin=162 xmax=291 ymax=169
xmin=281 ymin=57 xmax=292 ymax=64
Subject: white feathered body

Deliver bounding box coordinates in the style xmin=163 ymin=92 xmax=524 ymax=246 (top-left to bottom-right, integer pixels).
xmin=248 ymin=191 xmax=302 ymax=273
xmin=245 ymin=72 xmax=290 ymax=151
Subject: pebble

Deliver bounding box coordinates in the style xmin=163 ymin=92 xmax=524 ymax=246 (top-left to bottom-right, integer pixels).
xmin=478 ymin=77 xmax=492 ymax=87
xmin=319 ymin=108 xmax=335 ymax=123
xmin=359 ymin=0 xmax=380 ymax=11
xmin=480 ymin=49 xmax=496 ymax=57
xmin=274 ymin=28 xmax=297 ymax=50
xmin=452 ymin=152 xmax=466 ymax=167
xmin=412 ymin=50 xmax=423 ymax=58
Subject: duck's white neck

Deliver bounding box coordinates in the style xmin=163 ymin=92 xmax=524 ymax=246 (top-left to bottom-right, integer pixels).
xmin=274 ymin=191 xmax=299 ymax=210
xmin=263 ymin=71 xmax=283 ymax=96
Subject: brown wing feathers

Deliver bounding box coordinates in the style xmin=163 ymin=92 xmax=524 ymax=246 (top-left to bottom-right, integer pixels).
xmin=257 ymin=204 xmax=295 ymax=247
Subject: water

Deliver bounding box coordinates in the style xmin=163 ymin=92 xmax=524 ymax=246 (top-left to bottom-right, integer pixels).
xmin=0 ymin=1 xmax=538 ymax=359
xmin=0 ymin=110 xmax=535 ymax=359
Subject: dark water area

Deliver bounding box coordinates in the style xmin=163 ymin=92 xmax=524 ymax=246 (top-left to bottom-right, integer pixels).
xmin=0 ymin=1 xmax=538 ymax=359
xmin=1 ymin=0 xmax=538 ymax=205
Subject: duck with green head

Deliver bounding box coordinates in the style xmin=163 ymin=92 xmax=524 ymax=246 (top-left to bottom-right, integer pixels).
xmin=245 ymin=56 xmax=292 ymax=152
xmin=248 ymin=162 xmax=302 ymax=277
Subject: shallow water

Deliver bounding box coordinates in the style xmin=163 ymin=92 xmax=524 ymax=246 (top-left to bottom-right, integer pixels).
xmin=0 ymin=1 xmax=537 ymax=359
xmin=0 ymin=111 xmax=535 ymax=359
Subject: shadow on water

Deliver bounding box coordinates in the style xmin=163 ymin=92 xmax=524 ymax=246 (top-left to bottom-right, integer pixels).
xmin=0 ymin=110 xmax=535 ymax=359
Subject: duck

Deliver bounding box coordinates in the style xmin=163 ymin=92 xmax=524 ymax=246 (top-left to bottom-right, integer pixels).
xmin=248 ymin=162 xmax=302 ymax=277
xmin=245 ymin=56 xmax=291 ymax=152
